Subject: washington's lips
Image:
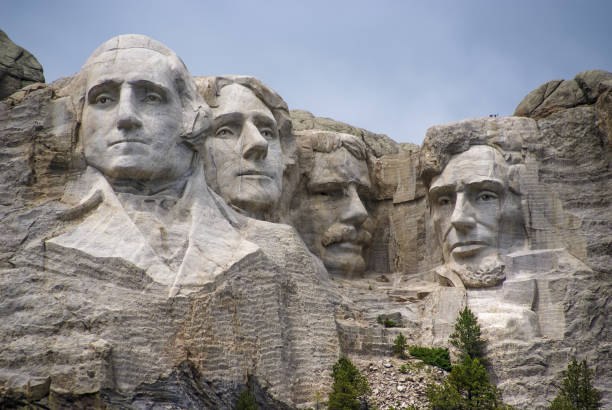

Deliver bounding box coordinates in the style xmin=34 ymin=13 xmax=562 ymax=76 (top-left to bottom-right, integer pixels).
xmin=237 ymin=169 xmax=272 ymax=178
xmin=109 ymin=139 xmax=147 ymax=147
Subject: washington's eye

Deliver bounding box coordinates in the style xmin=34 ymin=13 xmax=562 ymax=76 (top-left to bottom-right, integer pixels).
xmin=94 ymin=94 xmax=113 ymax=105
xmin=437 ymin=196 xmax=451 ymax=206
xmin=144 ymin=92 xmax=163 ymax=103
xmin=476 ymin=191 xmax=498 ymax=202
xmin=216 ymin=127 xmax=233 ymax=137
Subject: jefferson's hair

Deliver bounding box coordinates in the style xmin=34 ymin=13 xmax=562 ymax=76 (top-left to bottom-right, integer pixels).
xmin=195 ymin=75 xmax=296 ymax=166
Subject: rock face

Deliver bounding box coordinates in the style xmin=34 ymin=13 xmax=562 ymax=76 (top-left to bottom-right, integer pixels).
xmin=0 ymin=31 xmax=609 ymax=410
xmin=0 ymin=30 xmax=45 ymax=100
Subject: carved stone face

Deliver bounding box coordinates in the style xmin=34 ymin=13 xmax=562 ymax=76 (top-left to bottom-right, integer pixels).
xmin=81 ymin=48 xmax=192 ymax=183
xmin=204 ymin=83 xmax=283 ymax=216
xmin=299 ymin=148 xmax=371 ymax=276
xmin=429 ymin=145 xmax=510 ymax=275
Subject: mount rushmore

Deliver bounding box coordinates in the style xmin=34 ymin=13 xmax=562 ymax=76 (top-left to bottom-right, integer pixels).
xmin=0 ymin=33 xmax=610 ymax=409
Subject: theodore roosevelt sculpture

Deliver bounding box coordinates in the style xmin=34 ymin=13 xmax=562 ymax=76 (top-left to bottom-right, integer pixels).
xmin=46 ymin=35 xmax=257 ymax=294
xmin=195 ymin=76 xmax=295 ymax=221
xmin=290 ymin=130 xmax=372 ymax=277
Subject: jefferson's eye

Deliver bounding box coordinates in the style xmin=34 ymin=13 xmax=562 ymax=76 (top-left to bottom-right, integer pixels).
xmin=94 ymin=94 xmax=113 ymax=105
xmin=144 ymin=92 xmax=163 ymax=104
xmin=259 ymin=128 xmax=274 ymax=139
xmin=476 ymin=191 xmax=498 ymax=202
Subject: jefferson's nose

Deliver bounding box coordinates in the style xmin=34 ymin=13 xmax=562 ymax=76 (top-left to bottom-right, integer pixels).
xmin=116 ymin=87 xmax=142 ymax=130
xmin=450 ymin=192 xmax=476 ymax=232
xmin=341 ymin=185 xmax=368 ymax=226
xmin=240 ymin=121 xmax=268 ymax=160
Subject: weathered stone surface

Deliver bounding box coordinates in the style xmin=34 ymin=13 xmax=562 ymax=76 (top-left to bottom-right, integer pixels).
xmin=0 ymin=30 xmax=45 ymax=100
xmin=514 ymin=69 xmax=612 ymax=119
xmin=290 ymin=109 xmax=399 ymax=158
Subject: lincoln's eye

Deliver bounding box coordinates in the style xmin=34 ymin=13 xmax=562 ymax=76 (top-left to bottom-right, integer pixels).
xmin=437 ymin=196 xmax=451 ymax=206
xmin=319 ymin=189 xmax=343 ymax=198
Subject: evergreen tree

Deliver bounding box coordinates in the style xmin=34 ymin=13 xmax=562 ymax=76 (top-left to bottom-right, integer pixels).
xmin=449 ymin=306 xmax=485 ymax=361
xmin=393 ymin=333 xmax=408 ymax=359
xmin=427 ymin=307 xmax=513 ymax=409
xmin=236 ymin=386 xmax=258 ymax=410
xmin=328 ymin=356 xmax=370 ymax=410
xmin=427 ymin=356 xmax=508 ymax=409
xmin=549 ymin=359 xmax=601 ymax=409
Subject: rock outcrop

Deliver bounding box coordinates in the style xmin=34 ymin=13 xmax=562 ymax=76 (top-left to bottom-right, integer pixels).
xmin=0 ymin=30 xmax=45 ymax=100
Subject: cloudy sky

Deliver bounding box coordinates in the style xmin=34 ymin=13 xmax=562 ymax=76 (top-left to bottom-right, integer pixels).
xmin=3 ymin=1 xmax=611 ymax=144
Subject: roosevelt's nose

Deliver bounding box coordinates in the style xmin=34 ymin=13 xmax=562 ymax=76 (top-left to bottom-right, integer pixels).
xmin=116 ymin=87 xmax=142 ymax=131
xmin=240 ymin=121 xmax=268 ymax=160
xmin=341 ymin=185 xmax=368 ymax=226
xmin=450 ymin=192 xmax=476 ymax=232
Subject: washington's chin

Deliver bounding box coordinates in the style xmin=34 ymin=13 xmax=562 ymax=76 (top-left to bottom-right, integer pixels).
xmin=228 ymin=189 xmax=280 ymax=215
xmin=322 ymin=243 xmax=366 ymax=276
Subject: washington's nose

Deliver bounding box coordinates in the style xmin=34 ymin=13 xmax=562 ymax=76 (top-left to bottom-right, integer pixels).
xmin=341 ymin=185 xmax=368 ymax=226
xmin=240 ymin=121 xmax=268 ymax=160
xmin=450 ymin=192 xmax=476 ymax=232
xmin=116 ymin=88 xmax=142 ymax=131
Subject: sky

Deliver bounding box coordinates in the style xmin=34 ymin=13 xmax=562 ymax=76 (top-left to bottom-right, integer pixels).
xmin=2 ymin=0 xmax=611 ymax=145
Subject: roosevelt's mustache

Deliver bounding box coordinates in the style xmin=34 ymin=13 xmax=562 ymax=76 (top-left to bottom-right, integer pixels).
xmin=321 ymin=223 xmax=372 ymax=247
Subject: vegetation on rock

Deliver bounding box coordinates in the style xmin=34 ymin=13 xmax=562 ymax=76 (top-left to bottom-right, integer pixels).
xmin=328 ymin=356 xmax=371 ymax=410
xmin=236 ymin=386 xmax=258 ymax=410
xmin=549 ymin=358 xmax=601 ymax=409
xmin=449 ymin=306 xmax=485 ymax=362
xmin=408 ymin=346 xmax=451 ymax=371
xmin=393 ymin=333 xmax=408 ymax=359
xmin=378 ymin=315 xmax=399 ymax=328
xmin=426 ymin=307 xmax=512 ymax=409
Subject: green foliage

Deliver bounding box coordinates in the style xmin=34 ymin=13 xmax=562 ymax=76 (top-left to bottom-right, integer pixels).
xmin=408 ymin=346 xmax=451 ymax=371
xmin=377 ymin=315 xmax=398 ymax=328
xmin=426 ymin=308 xmax=513 ymax=409
xmin=393 ymin=333 xmax=408 ymax=359
xmin=399 ymin=364 xmax=408 ymax=374
xmin=549 ymin=358 xmax=602 ymax=409
xmin=236 ymin=386 xmax=258 ymax=410
xmin=328 ymin=356 xmax=371 ymax=410
xmin=427 ymin=356 xmax=509 ymax=409
xmin=450 ymin=307 xmax=486 ymax=361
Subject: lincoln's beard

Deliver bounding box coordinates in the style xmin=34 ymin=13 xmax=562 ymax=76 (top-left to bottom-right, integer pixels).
xmin=449 ymin=255 xmax=506 ymax=288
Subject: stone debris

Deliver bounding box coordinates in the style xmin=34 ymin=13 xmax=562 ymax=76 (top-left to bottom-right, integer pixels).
xmin=353 ymin=356 xmax=447 ymax=410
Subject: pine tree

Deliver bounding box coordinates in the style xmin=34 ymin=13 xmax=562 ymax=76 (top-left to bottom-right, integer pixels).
xmin=549 ymin=358 xmax=601 ymax=409
xmin=328 ymin=356 xmax=370 ymax=410
xmin=393 ymin=333 xmax=408 ymax=359
xmin=427 ymin=356 xmax=508 ymax=409
xmin=427 ymin=307 xmax=513 ymax=409
xmin=449 ymin=306 xmax=485 ymax=361
xmin=236 ymin=386 xmax=258 ymax=410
